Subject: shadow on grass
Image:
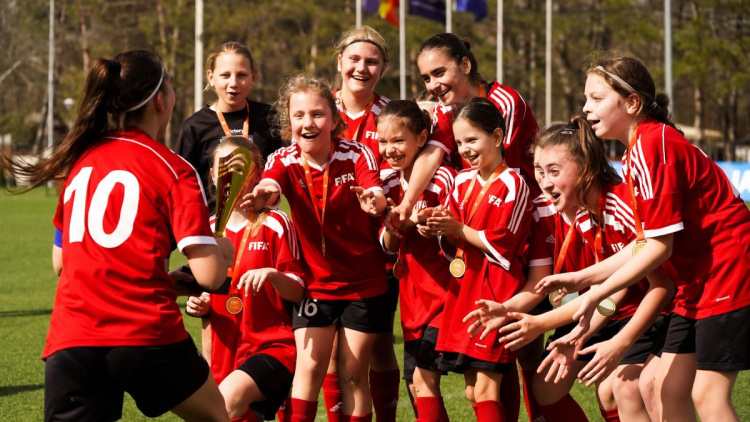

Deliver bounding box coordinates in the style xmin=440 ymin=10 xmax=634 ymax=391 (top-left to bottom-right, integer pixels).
xmin=0 ymin=309 xmax=52 ymax=318
xmin=0 ymin=384 xmax=44 ymax=397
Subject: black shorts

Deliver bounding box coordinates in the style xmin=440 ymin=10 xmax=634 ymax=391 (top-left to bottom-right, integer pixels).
xmin=695 ymin=305 xmax=750 ymax=371
xmin=658 ymin=313 xmax=696 ymax=355
xmin=385 ymin=269 xmax=400 ymax=313
xmin=292 ymin=294 xmax=392 ymax=333
xmin=621 ymin=315 xmax=667 ymax=365
xmin=237 ymin=354 xmax=293 ymax=420
xmin=403 ymin=327 xmax=443 ymax=381
xmin=437 ymin=352 xmax=514 ymax=375
xmin=44 ymin=337 xmax=208 ymax=420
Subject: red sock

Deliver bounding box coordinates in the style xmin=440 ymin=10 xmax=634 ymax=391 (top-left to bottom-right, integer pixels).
xmin=290 ymin=398 xmax=318 ymax=422
xmin=520 ymin=369 xmax=544 ymax=422
xmin=439 ymin=400 xmax=450 ymax=422
xmin=600 ymin=407 xmax=620 ymax=422
xmin=474 ymin=400 xmax=505 ymax=422
xmin=340 ymin=414 xmax=373 ymax=422
xmin=277 ymin=397 xmax=291 ymax=422
xmin=230 ymin=407 xmax=257 ymax=422
xmin=323 ymin=373 xmax=342 ymax=422
xmin=539 ymin=394 xmax=589 ymax=422
xmin=370 ymin=369 xmax=400 ymax=422
xmin=416 ymin=396 xmax=449 ymax=422
xmin=499 ymin=366 xmax=520 ymax=422
xmin=471 ymin=403 xmax=479 ymax=420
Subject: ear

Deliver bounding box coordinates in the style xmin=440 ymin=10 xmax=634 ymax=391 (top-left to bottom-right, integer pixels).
xmin=417 ymin=129 xmax=428 ymax=148
xmin=206 ymin=69 xmax=214 ymax=86
xmin=625 ymin=93 xmax=641 ymax=116
xmin=493 ymin=127 xmax=504 ymax=147
xmin=154 ymin=91 xmax=165 ymax=113
xmin=250 ymin=69 xmax=258 ymax=87
xmin=379 ymin=62 xmax=387 ymax=78
xmin=337 ymin=54 xmax=343 ymax=73
xmin=460 ymin=57 xmax=472 ymax=76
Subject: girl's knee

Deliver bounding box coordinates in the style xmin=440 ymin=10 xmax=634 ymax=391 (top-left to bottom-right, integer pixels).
xmin=613 ymin=376 xmax=642 ymax=403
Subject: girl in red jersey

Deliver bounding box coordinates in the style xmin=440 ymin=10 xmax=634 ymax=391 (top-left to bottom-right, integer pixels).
xmin=390 ymin=33 xmax=539 ymax=224
xmin=3 ymin=50 xmax=233 ymax=421
xmin=535 ymin=54 xmax=750 ymax=422
xmin=324 ymin=26 xmax=400 ymax=422
xmin=467 ymin=116 xmax=674 ymax=422
xmin=242 ymin=74 xmax=389 ymax=422
xmin=185 ymin=137 xmax=305 ymax=421
xmin=377 ymin=100 xmax=456 ymax=421
xmin=424 ymin=97 xmax=533 ymax=421
xmin=177 ymin=42 xmax=281 ymax=207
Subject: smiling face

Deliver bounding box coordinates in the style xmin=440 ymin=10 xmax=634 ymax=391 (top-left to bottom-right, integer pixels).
xmin=207 ymin=52 xmax=256 ymax=112
xmin=417 ymin=49 xmax=473 ymax=106
xmin=582 ymin=73 xmax=635 ymax=144
xmin=290 ymin=91 xmax=337 ymax=158
xmin=534 ymin=144 xmax=580 ymax=214
xmin=453 ymin=117 xmax=503 ymax=176
xmin=377 ymin=115 xmax=426 ymax=174
xmin=338 ymin=41 xmax=385 ymax=98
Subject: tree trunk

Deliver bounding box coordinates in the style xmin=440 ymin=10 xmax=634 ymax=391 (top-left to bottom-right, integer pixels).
xmin=693 ymin=84 xmax=704 ymax=152
xmin=77 ymin=1 xmax=90 ymax=75
xmin=725 ymin=87 xmax=737 ymax=161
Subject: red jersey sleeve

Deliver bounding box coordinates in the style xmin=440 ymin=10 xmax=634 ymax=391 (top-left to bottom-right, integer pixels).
xmin=261 ymin=145 xmax=293 ymax=198
xmin=269 ymin=210 xmax=307 ymax=287
xmin=169 ymin=157 xmax=215 ymax=252
xmin=349 ymin=140 xmax=383 ymax=193
xmin=477 ymin=171 xmax=533 ymax=270
xmin=527 ymin=195 xmax=556 ymax=267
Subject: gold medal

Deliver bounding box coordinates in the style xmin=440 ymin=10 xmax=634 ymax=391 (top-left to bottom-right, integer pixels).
xmin=392 ymin=260 xmax=408 ymax=280
xmin=596 ymin=297 xmax=616 ymax=316
xmin=632 ymin=241 xmax=646 ymax=256
xmin=549 ymin=290 xmax=563 ymax=308
xmin=449 ymin=258 xmax=466 ymax=278
xmin=226 ymin=296 xmax=243 ymax=314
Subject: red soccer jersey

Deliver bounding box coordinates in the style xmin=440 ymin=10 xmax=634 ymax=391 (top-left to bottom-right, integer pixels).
xmin=46 ymin=128 xmax=215 ymax=358
xmin=336 ymin=91 xmax=389 ymax=166
xmin=428 ymin=83 xmax=540 ymax=196
xmin=573 ymin=184 xmax=649 ymax=321
xmin=436 ymin=167 xmax=533 ymax=363
xmin=624 ymin=118 xmax=750 ymax=318
xmin=379 ymin=166 xmax=457 ymax=341
xmin=207 ymin=210 xmax=304 ymax=384
xmin=262 ymin=138 xmax=387 ymax=300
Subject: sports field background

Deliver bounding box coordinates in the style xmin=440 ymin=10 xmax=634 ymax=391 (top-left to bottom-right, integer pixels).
xmin=1 ymin=188 xmax=748 ymax=421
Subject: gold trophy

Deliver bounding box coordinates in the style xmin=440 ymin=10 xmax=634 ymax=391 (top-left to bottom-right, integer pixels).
xmin=213 ymin=146 xmax=256 ymax=237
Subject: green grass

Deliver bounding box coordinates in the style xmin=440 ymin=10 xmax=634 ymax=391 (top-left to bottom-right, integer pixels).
xmin=1 ymin=188 xmax=748 ymax=421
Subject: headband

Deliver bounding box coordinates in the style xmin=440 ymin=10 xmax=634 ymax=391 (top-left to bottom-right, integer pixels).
xmin=125 ymin=66 xmax=165 ymax=112
xmin=594 ymin=65 xmax=636 ymax=94
xmin=342 ymin=39 xmax=387 ymax=61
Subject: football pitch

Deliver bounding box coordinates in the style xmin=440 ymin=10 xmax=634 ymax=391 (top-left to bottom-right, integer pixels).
xmin=1 ymin=188 xmax=748 ymax=421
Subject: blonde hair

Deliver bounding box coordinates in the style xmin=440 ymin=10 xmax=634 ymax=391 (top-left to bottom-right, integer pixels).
xmin=274 ymin=73 xmax=345 ymax=141
xmin=334 ymin=25 xmax=389 ymax=64
xmin=204 ymin=42 xmax=258 ymax=92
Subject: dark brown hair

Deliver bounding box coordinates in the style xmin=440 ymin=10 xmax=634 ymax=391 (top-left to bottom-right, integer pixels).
xmin=588 ymin=53 xmax=679 ymax=132
xmin=377 ymin=100 xmax=431 ymax=138
xmin=3 ymin=50 xmax=167 ymax=192
xmin=532 ymin=115 xmax=622 ymax=213
xmin=418 ymin=33 xmax=482 ymax=84
xmin=453 ymin=97 xmax=505 ymax=157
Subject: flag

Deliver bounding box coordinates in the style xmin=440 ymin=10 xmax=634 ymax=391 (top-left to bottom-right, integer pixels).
xmin=378 ymin=0 xmax=399 ymax=26
xmin=363 ymin=0 xmax=380 ymax=13
xmin=456 ymin=0 xmax=487 ymax=22
xmin=409 ymin=0 xmax=445 ymax=23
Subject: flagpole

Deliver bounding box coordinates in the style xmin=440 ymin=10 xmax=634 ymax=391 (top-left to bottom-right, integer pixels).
xmin=664 ymin=0 xmax=673 ymax=114
xmin=399 ymin=0 xmax=406 ymax=99
xmin=194 ymin=0 xmax=204 ymax=112
xmin=47 ymin=0 xmax=54 ymax=163
xmin=356 ymin=0 xmax=362 ymax=27
xmin=446 ymin=0 xmax=452 ymax=33
xmin=496 ymin=0 xmax=503 ymax=83
xmin=545 ymin=0 xmax=551 ymax=126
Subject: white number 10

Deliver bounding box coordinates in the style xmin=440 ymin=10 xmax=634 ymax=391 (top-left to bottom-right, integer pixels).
xmin=64 ymin=167 xmax=140 ymax=248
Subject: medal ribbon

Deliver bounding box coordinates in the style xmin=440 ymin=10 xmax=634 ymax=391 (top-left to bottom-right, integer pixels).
xmin=396 ymin=179 xmax=407 ymax=264
xmin=592 ymin=192 xmax=608 ymax=263
xmin=216 ymin=103 xmax=250 ymax=139
xmin=554 ymin=214 xmax=579 ymax=275
xmin=298 ymin=142 xmax=336 ymax=256
xmin=453 ymin=162 xmax=507 ymax=263
xmin=625 ymin=130 xmax=646 ymax=243
xmin=338 ymin=91 xmax=376 ymax=141
xmin=227 ymin=218 xmax=254 ymax=297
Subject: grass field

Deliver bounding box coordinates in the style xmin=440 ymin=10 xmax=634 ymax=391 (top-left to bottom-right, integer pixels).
xmin=1 ymin=188 xmax=748 ymax=421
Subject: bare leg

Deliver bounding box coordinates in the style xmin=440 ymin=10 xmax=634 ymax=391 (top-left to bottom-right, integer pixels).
xmin=692 ymin=369 xmax=740 ymax=422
